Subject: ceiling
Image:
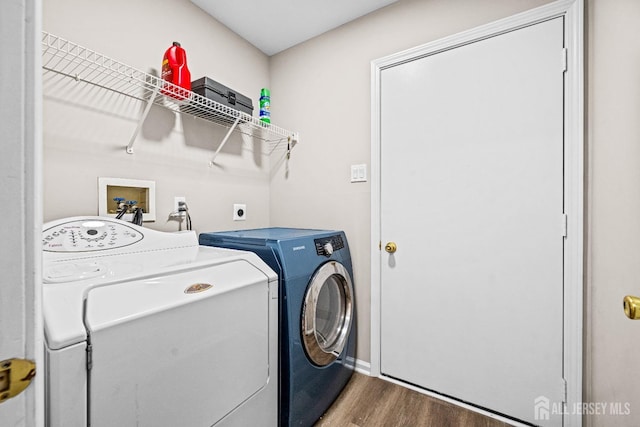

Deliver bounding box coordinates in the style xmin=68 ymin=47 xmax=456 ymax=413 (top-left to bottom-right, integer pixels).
xmin=190 ymin=0 xmax=399 ymax=56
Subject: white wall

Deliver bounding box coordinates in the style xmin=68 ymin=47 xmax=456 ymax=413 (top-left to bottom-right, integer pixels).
xmin=587 ymin=0 xmax=640 ymax=425
xmin=269 ymin=0 xmax=553 ymax=366
xmin=43 ymin=0 xmax=272 ymax=233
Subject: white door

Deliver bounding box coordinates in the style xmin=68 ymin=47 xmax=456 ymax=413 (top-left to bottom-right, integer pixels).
xmin=380 ymin=17 xmax=565 ymax=426
xmin=0 ymin=0 xmax=42 ymax=426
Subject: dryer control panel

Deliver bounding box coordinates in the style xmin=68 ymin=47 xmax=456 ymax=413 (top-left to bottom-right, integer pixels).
xmin=314 ymin=235 xmax=345 ymax=257
xmin=43 ymin=219 xmax=143 ymax=252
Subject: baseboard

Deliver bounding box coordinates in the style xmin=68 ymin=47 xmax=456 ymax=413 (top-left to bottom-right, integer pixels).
xmin=346 ymin=357 xmax=371 ymax=376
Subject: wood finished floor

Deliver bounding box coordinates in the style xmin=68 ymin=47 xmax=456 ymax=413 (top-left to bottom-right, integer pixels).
xmin=314 ymin=373 xmax=511 ymax=427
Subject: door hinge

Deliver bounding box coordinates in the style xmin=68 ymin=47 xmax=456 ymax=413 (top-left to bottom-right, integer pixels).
xmin=561 ymin=377 xmax=568 ymax=403
xmin=0 ymin=358 xmax=36 ymax=404
xmin=562 ymin=213 xmax=568 ymax=238
xmin=86 ymin=344 xmax=93 ymax=371
xmin=562 ymin=48 xmax=568 ymax=72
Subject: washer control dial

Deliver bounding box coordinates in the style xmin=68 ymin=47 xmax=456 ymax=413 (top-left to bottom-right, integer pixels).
xmin=314 ymin=235 xmax=344 ymax=257
xmin=323 ymin=242 xmax=334 ymax=256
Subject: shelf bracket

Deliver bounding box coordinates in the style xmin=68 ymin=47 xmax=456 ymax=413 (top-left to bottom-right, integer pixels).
xmin=126 ymin=85 xmax=160 ymax=154
xmin=209 ymin=117 xmax=241 ymax=166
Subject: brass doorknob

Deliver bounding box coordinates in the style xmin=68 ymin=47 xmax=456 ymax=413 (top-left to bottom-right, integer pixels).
xmin=385 ymin=242 xmax=397 ymax=253
xmin=623 ymin=295 xmax=640 ymax=320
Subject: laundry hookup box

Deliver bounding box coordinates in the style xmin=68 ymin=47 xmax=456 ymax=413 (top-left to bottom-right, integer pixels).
xmin=191 ymin=77 xmax=254 ymax=117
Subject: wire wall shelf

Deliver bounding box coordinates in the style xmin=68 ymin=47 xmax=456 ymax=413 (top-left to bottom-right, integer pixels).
xmin=41 ymin=31 xmax=298 ymax=164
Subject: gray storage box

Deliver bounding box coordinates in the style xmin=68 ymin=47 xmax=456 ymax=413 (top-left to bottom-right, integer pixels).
xmin=191 ymin=77 xmax=254 ymax=116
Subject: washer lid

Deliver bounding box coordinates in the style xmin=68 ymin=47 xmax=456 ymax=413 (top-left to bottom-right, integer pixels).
xmin=85 ymin=259 xmax=267 ymax=332
xmin=44 ymin=247 xmax=276 ymax=350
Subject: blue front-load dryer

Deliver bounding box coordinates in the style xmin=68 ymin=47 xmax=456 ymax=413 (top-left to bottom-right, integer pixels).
xmin=199 ymin=228 xmax=356 ymax=427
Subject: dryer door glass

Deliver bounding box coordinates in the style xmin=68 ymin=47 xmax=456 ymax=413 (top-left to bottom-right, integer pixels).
xmin=302 ymin=261 xmax=354 ymax=366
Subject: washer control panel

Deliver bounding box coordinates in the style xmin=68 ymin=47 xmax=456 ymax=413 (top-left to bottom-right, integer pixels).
xmin=43 ymin=219 xmax=143 ymax=252
xmin=314 ymin=235 xmax=345 ymax=257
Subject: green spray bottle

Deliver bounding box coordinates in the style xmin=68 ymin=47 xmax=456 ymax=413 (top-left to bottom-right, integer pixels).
xmin=259 ymin=88 xmax=270 ymax=123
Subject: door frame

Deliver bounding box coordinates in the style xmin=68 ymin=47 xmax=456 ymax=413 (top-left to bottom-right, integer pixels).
xmin=370 ymin=1 xmax=584 ymax=426
xmin=0 ymin=0 xmax=43 ymax=425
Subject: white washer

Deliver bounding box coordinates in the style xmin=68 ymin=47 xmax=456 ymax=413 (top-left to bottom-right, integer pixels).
xmin=43 ymin=217 xmax=278 ymax=427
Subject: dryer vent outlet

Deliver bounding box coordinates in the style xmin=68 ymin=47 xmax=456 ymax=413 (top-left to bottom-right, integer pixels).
xmin=233 ymin=204 xmax=246 ymax=221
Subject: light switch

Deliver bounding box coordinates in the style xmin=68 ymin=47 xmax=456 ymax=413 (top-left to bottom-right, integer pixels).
xmin=351 ymin=164 xmax=367 ymax=183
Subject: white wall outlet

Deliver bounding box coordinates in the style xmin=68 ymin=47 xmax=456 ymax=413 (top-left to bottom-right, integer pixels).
xmin=351 ymin=164 xmax=367 ymax=183
xmin=233 ymin=203 xmax=246 ymax=221
xmin=174 ymin=196 xmax=186 ymax=212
